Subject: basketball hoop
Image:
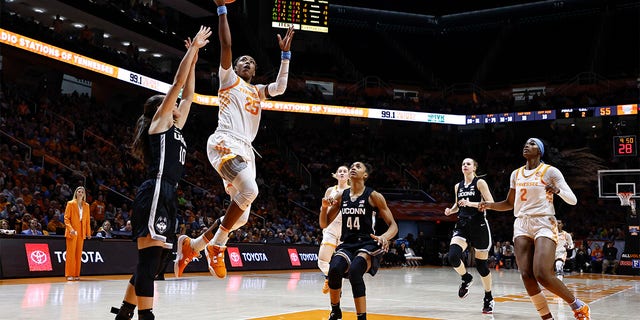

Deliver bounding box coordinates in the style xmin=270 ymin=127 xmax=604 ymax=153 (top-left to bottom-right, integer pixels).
xmin=618 ymin=192 xmax=636 ymax=214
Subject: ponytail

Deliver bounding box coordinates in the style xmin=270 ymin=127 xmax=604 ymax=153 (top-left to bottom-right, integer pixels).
xmin=131 ymin=95 xmax=164 ymax=164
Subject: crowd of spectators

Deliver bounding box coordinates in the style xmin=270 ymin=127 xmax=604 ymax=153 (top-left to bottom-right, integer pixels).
xmin=0 ymin=83 xmax=325 ymax=246
xmin=1 ymin=70 xmax=636 ymax=258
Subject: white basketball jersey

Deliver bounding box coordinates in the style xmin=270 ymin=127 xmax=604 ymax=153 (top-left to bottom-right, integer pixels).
xmin=216 ymin=66 xmax=267 ymax=143
xmin=325 ymin=185 xmax=347 ymax=233
xmin=510 ymin=163 xmax=556 ymax=218
xmin=555 ymin=230 xmax=574 ymax=256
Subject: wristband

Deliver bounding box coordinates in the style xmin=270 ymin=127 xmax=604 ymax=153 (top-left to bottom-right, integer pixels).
xmin=217 ymin=5 xmax=227 ymax=16
xmin=281 ymin=51 xmax=291 ymax=60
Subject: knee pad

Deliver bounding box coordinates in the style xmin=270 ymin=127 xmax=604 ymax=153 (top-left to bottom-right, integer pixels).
xmin=555 ymin=260 xmax=564 ymax=273
xmin=219 ymin=155 xmax=248 ymax=183
xmin=134 ymin=246 xmax=163 ymax=297
xmin=328 ymin=255 xmax=349 ymax=289
xmin=448 ymin=244 xmax=464 ymax=268
xmin=349 ymin=256 xmax=368 ymax=298
xmin=318 ymin=259 xmax=330 ymax=276
xmin=231 ymin=169 xmax=258 ymax=211
xmin=476 ymin=258 xmax=490 ymax=277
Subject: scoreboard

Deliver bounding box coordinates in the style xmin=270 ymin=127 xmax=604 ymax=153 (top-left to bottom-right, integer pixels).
xmin=272 ymin=0 xmax=329 ymax=33
xmin=465 ymin=104 xmax=637 ymax=125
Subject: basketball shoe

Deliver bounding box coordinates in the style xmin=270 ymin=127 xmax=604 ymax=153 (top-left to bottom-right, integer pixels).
xmin=328 ymin=308 xmax=342 ymax=320
xmin=205 ymin=244 xmax=227 ymax=278
xmin=174 ymin=235 xmax=200 ymax=278
xmin=482 ymin=297 xmax=495 ymax=314
xmin=458 ymin=273 xmax=473 ymax=298
xmin=573 ymin=304 xmax=590 ymax=320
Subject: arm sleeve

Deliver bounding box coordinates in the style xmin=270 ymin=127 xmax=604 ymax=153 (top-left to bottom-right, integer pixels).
xmin=566 ymin=232 xmax=574 ymax=250
xmin=547 ymin=167 xmax=577 ymax=205
xmin=266 ymin=60 xmax=289 ymax=97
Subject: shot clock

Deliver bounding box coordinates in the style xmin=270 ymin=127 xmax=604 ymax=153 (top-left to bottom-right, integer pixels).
xmin=613 ymin=135 xmax=637 ymax=157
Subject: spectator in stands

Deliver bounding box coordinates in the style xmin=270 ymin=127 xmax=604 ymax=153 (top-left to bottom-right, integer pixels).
xmin=0 ymin=193 xmax=9 ymax=216
xmin=396 ymin=242 xmax=408 ymax=266
xmin=602 ymin=241 xmax=618 ymax=274
xmin=0 ymin=218 xmax=15 ymax=234
xmin=18 ymin=212 xmax=33 ymax=234
xmin=491 ymin=241 xmax=502 ymax=269
xmin=91 ymin=194 xmax=106 ymax=225
xmin=480 ymin=138 xmax=590 ymax=319
xmin=554 ymin=219 xmax=574 ymax=280
xmin=112 ymin=26 xmax=210 ymax=320
xmin=574 ymin=242 xmax=591 ymax=273
xmin=174 ymin=0 xmax=295 ymax=280
xmin=96 ymin=220 xmax=114 ymax=239
xmin=46 ymin=213 xmax=65 ymax=234
xmin=444 ymin=158 xmax=496 ymax=314
xmin=320 ymin=161 xmax=398 ymax=320
xmin=591 ymin=243 xmax=604 ymax=272
xmin=120 ymin=220 xmax=133 ymax=236
xmin=64 ymin=186 xmax=91 ymax=281
xmin=21 ymin=218 xmax=43 ymax=235
xmin=318 ymin=165 xmax=350 ymax=294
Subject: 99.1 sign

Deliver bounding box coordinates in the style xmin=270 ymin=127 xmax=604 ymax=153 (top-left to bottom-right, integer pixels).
xmin=613 ymin=135 xmax=637 ymax=157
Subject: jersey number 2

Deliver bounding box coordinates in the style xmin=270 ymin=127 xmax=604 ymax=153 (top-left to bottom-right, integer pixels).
xmin=519 ymin=189 xmax=527 ymax=202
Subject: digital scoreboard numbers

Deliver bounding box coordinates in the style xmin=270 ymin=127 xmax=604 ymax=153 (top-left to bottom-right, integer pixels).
xmin=613 ymin=135 xmax=637 ymax=157
xmin=272 ymin=0 xmax=329 ymax=33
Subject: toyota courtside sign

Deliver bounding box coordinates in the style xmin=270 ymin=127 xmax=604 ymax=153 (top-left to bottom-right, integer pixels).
xmin=288 ymin=248 xmax=301 ymax=266
xmin=24 ymin=243 xmax=53 ymax=271
xmin=227 ymin=247 xmax=243 ymax=267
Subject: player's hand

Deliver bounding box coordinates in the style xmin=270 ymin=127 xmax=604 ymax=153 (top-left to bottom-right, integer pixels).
xmin=444 ymin=207 xmax=452 ymax=216
xmin=458 ymin=198 xmax=469 ymax=207
xmin=321 ymin=196 xmax=335 ymax=208
xmin=371 ymin=234 xmax=390 ymax=252
xmin=277 ymin=25 xmax=295 ymax=51
xmin=191 ymin=26 xmax=212 ymax=49
xmin=545 ymin=183 xmax=560 ymax=194
xmin=479 ymin=201 xmax=490 ymax=211
xmin=213 ymin=0 xmax=226 ymax=7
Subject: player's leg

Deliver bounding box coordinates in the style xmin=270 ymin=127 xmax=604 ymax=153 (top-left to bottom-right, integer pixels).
xmin=514 ymin=235 xmax=553 ymax=319
xmin=448 ymin=236 xmax=473 ymax=298
xmin=475 ymin=250 xmax=494 ymax=314
xmin=532 ymin=236 xmax=590 ymax=318
xmin=327 ymin=251 xmax=350 ymax=320
xmin=350 ymin=253 xmax=372 ymax=320
xmin=319 ymin=223 xmax=340 ymax=293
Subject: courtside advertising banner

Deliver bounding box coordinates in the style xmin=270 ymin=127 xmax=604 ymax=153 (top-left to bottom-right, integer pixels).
xmin=0 ymin=236 xmax=319 ymax=278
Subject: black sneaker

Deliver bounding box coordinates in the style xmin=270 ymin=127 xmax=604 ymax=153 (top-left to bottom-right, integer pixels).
xmin=328 ymin=309 xmax=342 ymax=320
xmin=482 ymin=297 xmax=495 ymax=314
xmin=458 ymin=274 xmax=473 ymax=298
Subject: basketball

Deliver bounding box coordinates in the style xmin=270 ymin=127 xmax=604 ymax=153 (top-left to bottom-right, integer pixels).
xmin=225 ymin=0 xmax=236 ymax=3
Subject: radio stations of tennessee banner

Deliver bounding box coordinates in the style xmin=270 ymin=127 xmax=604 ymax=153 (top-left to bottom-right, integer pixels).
xmin=3 ymin=28 xmax=637 ymax=126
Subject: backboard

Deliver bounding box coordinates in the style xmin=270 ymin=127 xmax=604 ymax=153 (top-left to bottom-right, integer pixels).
xmin=598 ymin=169 xmax=640 ymax=199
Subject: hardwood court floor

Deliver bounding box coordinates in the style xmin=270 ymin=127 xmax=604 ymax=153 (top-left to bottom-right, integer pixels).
xmin=2 ymin=266 xmax=639 ymax=319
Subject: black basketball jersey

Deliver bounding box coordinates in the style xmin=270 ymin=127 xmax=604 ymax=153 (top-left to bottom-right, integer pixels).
xmin=340 ymin=187 xmax=378 ymax=243
xmin=457 ymin=177 xmax=483 ymax=219
xmin=147 ymin=126 xmax=187 ymax=185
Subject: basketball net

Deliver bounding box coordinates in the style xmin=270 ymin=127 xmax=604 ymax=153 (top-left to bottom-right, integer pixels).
xmin=618 ymin=192 xmax=636 ymax=214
